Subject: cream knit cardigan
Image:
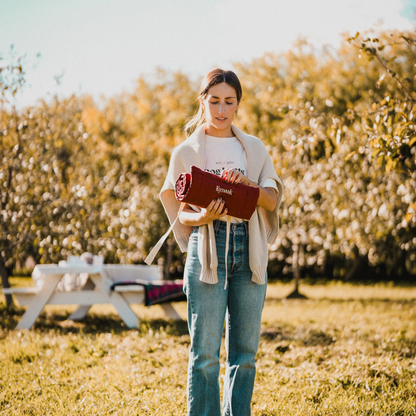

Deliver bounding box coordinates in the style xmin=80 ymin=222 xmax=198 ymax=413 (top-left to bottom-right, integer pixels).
xmin=158 ymin=124 xmax=283 ymax=285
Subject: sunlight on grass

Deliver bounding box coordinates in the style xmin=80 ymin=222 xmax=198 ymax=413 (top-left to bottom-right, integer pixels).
xmin=1 ymin=281 xmax=416 ymax=415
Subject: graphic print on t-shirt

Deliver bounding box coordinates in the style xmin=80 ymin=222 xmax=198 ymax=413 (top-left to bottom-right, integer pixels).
xmin=204 ymin=135 xmax=247 ymax=178
xmin=205 ymin=166 xmax=246 ymax=176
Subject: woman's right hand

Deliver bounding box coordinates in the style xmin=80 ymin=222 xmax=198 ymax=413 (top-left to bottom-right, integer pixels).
xmin=179 ymin=198 xmax=228 ymax=226
xmin=179 ymin=198 xmax=228 ymax=227
xmin=201 ymin=198 xmax=228 ymax=222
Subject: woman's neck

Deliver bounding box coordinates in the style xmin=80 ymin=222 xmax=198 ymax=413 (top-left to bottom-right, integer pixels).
xmin=204 ymin=125 xmax=235 ymax=138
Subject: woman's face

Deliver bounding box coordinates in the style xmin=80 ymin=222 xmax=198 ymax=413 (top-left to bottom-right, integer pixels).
xmin=202 ymin=82 xmax=239 ymax=137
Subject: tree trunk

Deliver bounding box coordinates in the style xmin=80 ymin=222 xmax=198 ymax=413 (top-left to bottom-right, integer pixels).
xmin=164 ymin=236 xmax=175 ymax=280
xmin=344 ymin=255 xmax=362 ymax=282
xmin=399 ymin=249 xmax=408 ymax=279
xmin=0 ymin=258 xmax=13 ymax=307
xmin=286 ymin=244 xmax=307 ymax=299
xmin=324 ymin=249 xmax=333 ymax=280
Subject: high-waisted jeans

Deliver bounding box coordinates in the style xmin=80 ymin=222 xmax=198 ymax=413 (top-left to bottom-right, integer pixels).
xmin=183 ymin=220 xmax=267 ymax=416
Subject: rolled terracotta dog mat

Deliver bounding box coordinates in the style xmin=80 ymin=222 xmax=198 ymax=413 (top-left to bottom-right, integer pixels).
xmin=175 ymin=165 xmax=259 ymax=220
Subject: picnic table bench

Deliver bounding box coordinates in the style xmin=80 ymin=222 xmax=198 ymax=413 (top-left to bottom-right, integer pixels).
xmin=2 ymin=263 xmax=183 ymax=330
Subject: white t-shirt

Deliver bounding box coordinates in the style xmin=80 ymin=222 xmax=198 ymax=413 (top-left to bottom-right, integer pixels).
xmin=205 ymin=135 xmax=247 ymax=177
xmin=202 ymin=134 xmax=278 ymax=222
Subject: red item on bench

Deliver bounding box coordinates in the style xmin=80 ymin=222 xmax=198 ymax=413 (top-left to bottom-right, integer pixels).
xmin=110 ymin=279 xmax=186 ymax=306
xmin=175 ymin=165 xmax=260 ymax=220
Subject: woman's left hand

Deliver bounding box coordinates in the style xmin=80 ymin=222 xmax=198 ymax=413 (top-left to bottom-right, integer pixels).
xmin=221 ymin=168 xmax=248 ymax=185
xmin=221 ymin=168 xmax=277 ymax=211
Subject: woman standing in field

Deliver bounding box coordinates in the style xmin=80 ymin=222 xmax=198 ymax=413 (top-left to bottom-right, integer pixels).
xmin=159 ymin=69 xmax=283 ymax=416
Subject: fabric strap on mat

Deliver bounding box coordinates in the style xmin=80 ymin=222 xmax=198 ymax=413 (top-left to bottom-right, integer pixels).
xmin=145 ymin=202 xmax=185 ymax=265
xmin=145 ymin=202 xmax=232 ymax=290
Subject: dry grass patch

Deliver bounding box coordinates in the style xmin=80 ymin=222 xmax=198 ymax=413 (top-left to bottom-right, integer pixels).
xmin=1 ymin=282 xmax=416 ymax=415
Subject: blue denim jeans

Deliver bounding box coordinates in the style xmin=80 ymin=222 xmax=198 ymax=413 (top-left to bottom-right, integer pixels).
xmin=183 ymin=220 xmax=267 ymax=416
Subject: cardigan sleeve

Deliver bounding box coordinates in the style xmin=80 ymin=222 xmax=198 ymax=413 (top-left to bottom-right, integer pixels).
xmin=160 ymin=146 xmax=188 ymax=194
xmin=257 ymin=147 xmax=284 ymax=243
xmin=159 ymin=145 xmax=193 ymax=252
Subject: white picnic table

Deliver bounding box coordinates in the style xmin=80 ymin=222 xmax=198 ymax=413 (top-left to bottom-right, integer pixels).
xmin=2 ymin=263 xmax=183 ymax=330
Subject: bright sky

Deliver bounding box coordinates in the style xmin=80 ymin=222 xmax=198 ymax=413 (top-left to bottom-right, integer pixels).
xmin=0 ymin=0 xmax=415 ymax=108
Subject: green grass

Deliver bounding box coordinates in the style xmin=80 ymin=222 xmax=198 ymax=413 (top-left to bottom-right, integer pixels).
xmin=1 ymin=281 xmax=416 ymax=415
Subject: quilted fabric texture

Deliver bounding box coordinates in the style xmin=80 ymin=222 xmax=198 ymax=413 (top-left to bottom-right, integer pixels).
xmin=175 ymin=166 xmax=260 ymax=220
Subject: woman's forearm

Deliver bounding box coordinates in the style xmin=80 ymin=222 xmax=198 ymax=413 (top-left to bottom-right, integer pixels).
xmin=244 ymin=179 xmax=277 ymax=212
xmin=179 ymin=209 xmax=208 ymax=226
xmin=179 ymin=200 xmax=228 ymax=226
xmin=221 ymin=169 xmax=277 ymax=212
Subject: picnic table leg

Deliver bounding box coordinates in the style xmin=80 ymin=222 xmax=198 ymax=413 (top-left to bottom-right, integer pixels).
xmin=68 ymin=305 xmax=92 ymax=321
xmin=90 ymin=275 xmax=139 ymax=329
xmin=15 ymin=275 xmax=62 ymax=330
xmin=159 ymin=303 xmax=182 ymax=320
xmin=68 ymin=278 xmax=95 ymax=321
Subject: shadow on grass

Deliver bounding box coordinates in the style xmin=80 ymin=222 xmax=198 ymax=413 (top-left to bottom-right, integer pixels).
xmin=265 ymin=297 xmax=416 ymax=304
xmin=261 ymin=325 xmax=336 ymax=347
xmin=260 ymin=324 xmax=416 ymax=358
xmin=0 ymin=302 xmax=189 ymax=337
xmin=0 ymin=303 xmax=25 ymax=334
